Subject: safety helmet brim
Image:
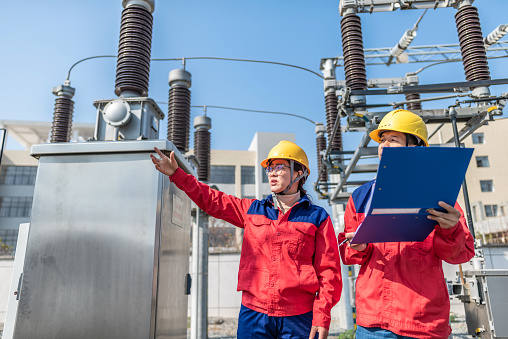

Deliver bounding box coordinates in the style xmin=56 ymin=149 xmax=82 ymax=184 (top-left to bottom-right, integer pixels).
xmin=369 ymin=109 xmax=429 ymax=146
xmin=261 ymin=140 xmax=310 ymax=175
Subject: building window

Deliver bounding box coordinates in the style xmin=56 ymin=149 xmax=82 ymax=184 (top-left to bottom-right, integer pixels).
xmin=0 ymin=197 xmax=33 ymax=217
xmin=484 ymin=205 xmax=498 ymax=218
xmin=480 ymin=180 xmax=494 ymax=192
xmin=210 ymin=166 xmax=235 ymax=184
xmin=472 ymin=133 xmax=485 ymax=144
xmin=0 ymin=166 xmax=37 ymax=185
xmin=476 ymin=156 xmax=490 ymax=168
xmin=262 ymin=171 xmax=269 ymax=183
xmin=241 ymin=166 xmax=256 ymax=185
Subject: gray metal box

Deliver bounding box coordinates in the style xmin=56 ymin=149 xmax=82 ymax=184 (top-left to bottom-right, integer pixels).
xmin=12 ymin=140 xmax=193 ymax=339
xmin=462 ymin=269 xmax=508 ymax=339
xmin=94 ymin=97 xmax=165 ymax=141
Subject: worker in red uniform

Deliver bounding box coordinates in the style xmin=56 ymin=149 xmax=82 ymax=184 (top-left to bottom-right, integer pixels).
xmin=339 ymin=109 xmax=475 ymax=338
xmin=151 ymin=140 xmax=342 ymax=339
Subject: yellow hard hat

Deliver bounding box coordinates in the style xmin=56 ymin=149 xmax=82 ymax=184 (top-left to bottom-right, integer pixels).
xmin=261 ymin=140 xmax=310 ymax=175
xmin=369 ymin=109 xmax=429 ymax=146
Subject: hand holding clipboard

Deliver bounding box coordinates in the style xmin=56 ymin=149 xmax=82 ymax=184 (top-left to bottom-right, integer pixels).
xmin=350 ymin=147 xmax=473 ymax=244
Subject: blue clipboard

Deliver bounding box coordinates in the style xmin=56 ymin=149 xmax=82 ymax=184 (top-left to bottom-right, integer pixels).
xmin=350 ymin=147 xmax=473 ymax=244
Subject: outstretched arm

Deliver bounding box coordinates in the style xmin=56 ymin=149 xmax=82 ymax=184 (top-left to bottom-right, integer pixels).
xmin=150 ymin=147 xmax=251 ymax=228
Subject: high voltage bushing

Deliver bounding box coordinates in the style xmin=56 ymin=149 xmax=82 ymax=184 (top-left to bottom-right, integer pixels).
xmin=340 ymin=13 xmax=368 ymax=93
xmin=50 ymin=83 xmax=75 ymax=143
xmin=315 ymin=123 xmax=328 ymax=185
xmin=454 ymin=4 xmax=490 ymax=88
xmin=405 ymin=93 xmax=422 ymax=110
xmin=194 ymin=116 xmax=211 ymax=182
xmin=115 ymin=0 xmax=155 ymax=97
xmin=325 ymin=93 xmax=343 ymax=152
xmin=167 ymin=69 xmax=192 ymax=153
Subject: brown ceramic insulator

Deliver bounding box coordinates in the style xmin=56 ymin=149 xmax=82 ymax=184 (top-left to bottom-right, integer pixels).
xmin=455 ymin=5 xmax=490 ymax=82
xmin=50 ymin=96 xmax=74 ymax=143
xmin=115 ymin=5 xmax=153 ymax=96
xmin=167 ymin=86 xmax=191 ymax=152
xmin=325 ymin=93 xmax=343 ymax=152
xmin=405 ymin=93 xmax=422 ymax=110
xmin=194 ymin=129 xmax=211 ymax=182
xmin=316 ymin=134 xmax=328 ymax=183
xmin=341 ymin=13 xmax=368 ymax=90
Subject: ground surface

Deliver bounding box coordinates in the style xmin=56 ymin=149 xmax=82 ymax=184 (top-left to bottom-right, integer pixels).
xmin=0 ymin=317 xmax=472 ymax=339
xmin=207 ymin=316 xmax=473 ymax=339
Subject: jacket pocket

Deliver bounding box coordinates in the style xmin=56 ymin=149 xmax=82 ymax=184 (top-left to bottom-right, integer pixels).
xmin=288 ymin=223 xmax=316 ymax=261
xmin=246 ymin=215 xmax=271 ymax=252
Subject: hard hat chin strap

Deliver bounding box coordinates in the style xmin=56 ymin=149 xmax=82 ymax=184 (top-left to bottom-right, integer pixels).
xmin=275 ymin=160 xmax=308 ymax=195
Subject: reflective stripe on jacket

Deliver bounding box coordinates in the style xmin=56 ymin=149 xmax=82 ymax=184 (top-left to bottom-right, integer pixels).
xmin=339 ymin=180 xmax=475 ymax=338
xmin=170 ymin=167 xmax=342 ymax=329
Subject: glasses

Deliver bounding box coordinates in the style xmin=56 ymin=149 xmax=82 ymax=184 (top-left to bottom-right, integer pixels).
xmin=265 ymin=164 xmax=289 ymax=176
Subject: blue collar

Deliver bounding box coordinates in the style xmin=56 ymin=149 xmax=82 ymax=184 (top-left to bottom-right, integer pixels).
xmin=262 ymin=194 xmax=311 ymax=208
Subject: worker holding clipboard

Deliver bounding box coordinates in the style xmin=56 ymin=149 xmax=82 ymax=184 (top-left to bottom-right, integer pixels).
xmin=338 ymin=109 xmax=475 ymax=338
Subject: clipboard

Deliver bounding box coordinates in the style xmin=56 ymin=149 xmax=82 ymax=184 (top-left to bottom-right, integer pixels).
xmin=350 ymin=147 xmax=473 ymax=244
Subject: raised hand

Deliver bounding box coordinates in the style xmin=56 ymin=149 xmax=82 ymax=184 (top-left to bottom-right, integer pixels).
xmin=150 ymin=147 xmax=179 ymax=176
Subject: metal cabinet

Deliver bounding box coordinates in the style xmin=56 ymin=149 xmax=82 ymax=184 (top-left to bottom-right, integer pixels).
xmin=12 ymin=140 xmax=193 ymax=339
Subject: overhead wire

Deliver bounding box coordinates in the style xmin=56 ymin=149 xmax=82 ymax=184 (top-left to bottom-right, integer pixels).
xmin=66 ymin=55 xmax=323 ymax=82
xmin=155 ymin=102 xmax=318 ymax=125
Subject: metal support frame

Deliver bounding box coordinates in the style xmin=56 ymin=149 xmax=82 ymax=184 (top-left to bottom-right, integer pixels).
xmin=449 ymin=107 xmax=476 ymax=241
xmin=0 ymin=128 xmax=6 ymax=166
xmin=330 ymin=130 xmax=373 ymax=203
xmin=339 ymin=0 xmax=472 ymax=15
xmin=321 ymin=41 xmax=508 ymax=68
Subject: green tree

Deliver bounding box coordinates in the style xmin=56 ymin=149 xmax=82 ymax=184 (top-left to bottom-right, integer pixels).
xmin=0 ymin=237 xmax=13 ymax=256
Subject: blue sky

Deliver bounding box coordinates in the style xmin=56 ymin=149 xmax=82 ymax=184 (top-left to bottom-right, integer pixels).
xmin=1 ymin=0 xmax=507 ymax=205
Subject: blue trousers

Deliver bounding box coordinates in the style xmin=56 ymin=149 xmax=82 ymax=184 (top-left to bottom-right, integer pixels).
xmin=237 ymin=304 xmax=318 ymax=339
xmin=355 ymin=326 xmax=415 ymax=339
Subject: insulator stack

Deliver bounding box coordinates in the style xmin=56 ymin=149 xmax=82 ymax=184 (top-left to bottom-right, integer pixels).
xmin=389 ymin=29 xmax=417 ymax=64
xmin=485 ymin=24 xmax=508 ymax=47
xmin=50 ymin=84 xmax=75 ymax=143
xmin=167 ymin=69 xmax=192 ymax=153
xmin=194 ymin=116 xmax=212 ymax=182
xmin=115 ymin=0 xmax=155 ymax=97
xmin=325 ymin=93 xmax=343 ymax=152
xmin=405 ymin=93 xmax=422 ymax=111
xmin=340 ymin=13 xmax=368 ymax=90
xmin=315 ymin=124 xmax=328 ymax=184
xmin=455 ymin=5 xmax=490 ymax=82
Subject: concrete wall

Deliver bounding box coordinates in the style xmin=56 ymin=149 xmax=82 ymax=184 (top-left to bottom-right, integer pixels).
xmin=207 ymin=252 xmax=243 ymax=318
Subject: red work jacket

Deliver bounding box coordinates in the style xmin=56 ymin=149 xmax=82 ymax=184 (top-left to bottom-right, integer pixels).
xmin=339 ymin=180 xmax=474 ymax=338
xmin=170 ymin=168 xmax=342 ymax=329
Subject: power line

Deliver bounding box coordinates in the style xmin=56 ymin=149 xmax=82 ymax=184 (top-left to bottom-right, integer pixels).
xmin=65 ymin=55 xmax=323 ymax=81
xmin=66 ymin=55 xmax=116 ymax=81
xmin=156 ymin=102 xmax=318 ymax=125
xmin=151 ymin=57 xmax=324 ymax=79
